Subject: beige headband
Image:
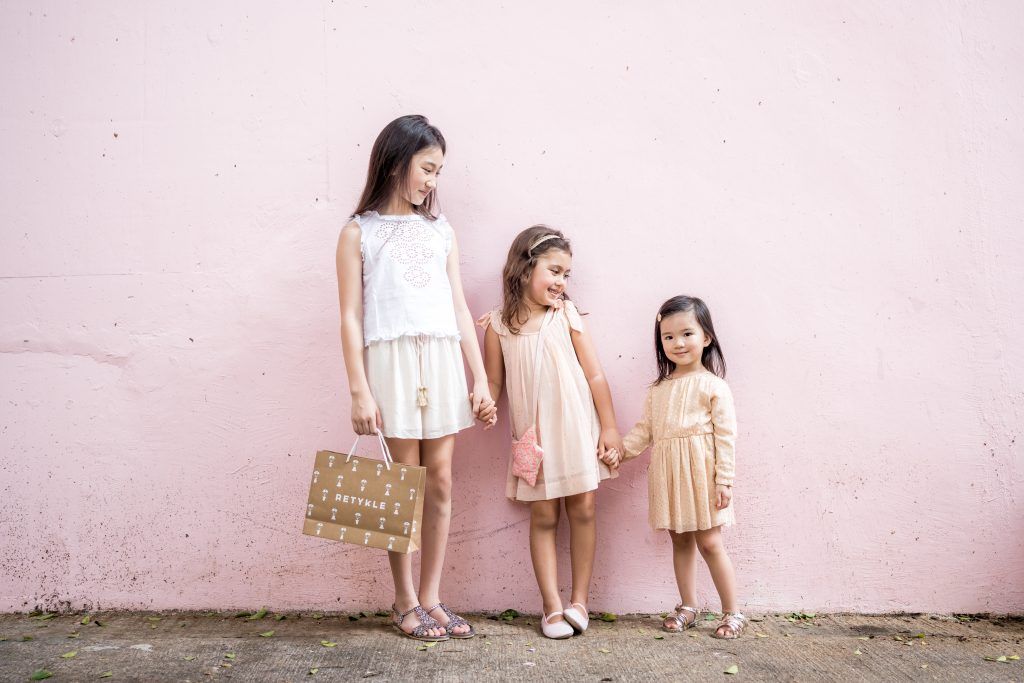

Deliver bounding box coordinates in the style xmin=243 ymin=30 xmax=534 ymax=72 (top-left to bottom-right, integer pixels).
xmin=529 ymin=234 xmax=560 ymax=252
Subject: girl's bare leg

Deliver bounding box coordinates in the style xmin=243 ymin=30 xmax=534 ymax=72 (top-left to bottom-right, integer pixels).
xmin=416 ymin=435 xmax=470 ymax=635
xmin=665 ymin=530 xmax=698 ymax=630
xmin=694 ymin=525 xmax=738 ymax=636
xmin=530 ymin=499 xmax=564 ymax=620
xmin=385 ymin=437 xmax=444 ymax=638
xmin=564 ymin=491 xmax=596 ymax=609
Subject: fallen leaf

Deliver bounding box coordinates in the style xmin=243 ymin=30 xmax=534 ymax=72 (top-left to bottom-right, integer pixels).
xmin=724 ymin=664 xmax=739 ymax=675
xmin=689 ymin=633 xmax=699 ymax=638
xmin=997 ymin=656 xmax=1008 ymax=662
xmin=921 ymin=664 xmax=928 ymax=669
xmin=599 ymin=613 xmax=617 ymax=622
xmin=183 ymin=655 xmax=197 ymax=661
xmin=654 ymin=635 xmax=665 ymax=640
xmin=68 ymin=632 xmax=81 ymax=639
xmin=499 ymin=609 xmax=519 ymax=621
xmin=360 ymin=611 xmax=373 ymax=618
xmin=374 ymin=611 xmax=389 ymax=618
xmin=224 ymin=653 xmax=236 ymax=659
xmin=1009 ymin=655 xmax=1020 ymax=661
xmin=893 ymin=635 xmax=904 ymax=641
xmin=416 ymin=642 xmax=438 ymax=651
xmin=234 ymin=611 xmax=253 ymax=618
xmin=755 ymin=633 xmax=769 ymax=638
xmin=222 ymin=663 xmax=232 ymax=668
xmin=22 ymin=636 xmax=34 ymax=641
xmin=30 ymin=671 xmax=53 ymax=681
xmin=854 ymin=649 xmax=862 ymax=655
xmin=311 ymin=613 xmax=325 ymax=620
xmin=81 ymin=615 xmax=92 ymax=625
xmin=275 ymin=614 xmax=287 ymax=621
xmin=99 ymin=672 xmax=113 ymax=678
xmin=320 ymin=640 xmax=337 ymax=647
xmin=913 ymin=633 xmax=926 ymax=639
xmin=308 ymin=669 xmax=319 ymax=675
xmin=259 ymin=631 xmax=275 ymax=637
xmin=36 ymin=613 xmax=56 ymax=621
xmin=61 ymin=650 xmax=78 ymax=658
xmin=147 ymin=616 xmax=161 ymax=622
xmin=248 ymin=608 xmax=268 ymax=621
xmin=857 ymin=636 xmax=870 ymax=640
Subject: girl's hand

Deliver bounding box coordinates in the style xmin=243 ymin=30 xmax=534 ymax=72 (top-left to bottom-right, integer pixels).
xmin=351 ymin=390 xmax=382 ymax=436
xmin=470 ymin=384 xmax=498 ymax=428
xmin=715 ymin=484 xmax=732 ymax=510
xmin=599 ymin=447 xmax=621 ymax=469
xmin=598 ymin=428 xmax=624 ymax=463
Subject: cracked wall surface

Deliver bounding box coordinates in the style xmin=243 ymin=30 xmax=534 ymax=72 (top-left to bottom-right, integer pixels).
xmin=1 ymin=1 xmax=1022 ymax=613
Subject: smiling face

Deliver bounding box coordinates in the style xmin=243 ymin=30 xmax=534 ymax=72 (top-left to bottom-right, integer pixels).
xmin=400 ymin=146 xmax=443 ymax=208
xmin=525 ymin=249 xmax=571 ymax=308
xmin=659 ymin=309 xmax=712 ymax=374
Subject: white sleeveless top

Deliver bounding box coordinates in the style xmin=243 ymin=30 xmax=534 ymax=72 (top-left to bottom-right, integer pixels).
xmin=355 ymin=211 xmax=460 ymax=346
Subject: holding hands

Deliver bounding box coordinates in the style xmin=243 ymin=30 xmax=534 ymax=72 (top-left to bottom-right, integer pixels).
xmin=471 ymin=383 xmax=498 ymax=429
xmin=597 ymin=427 xmax=624 ymax=470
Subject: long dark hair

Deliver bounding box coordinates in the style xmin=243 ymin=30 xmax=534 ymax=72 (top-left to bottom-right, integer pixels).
xmin=654 ymin=295 xmax=726 ymax=384
xmin=500 ymin=225 xmax=572 ymax=334
xmin=352 ymin=115 xmax=446 ymax=220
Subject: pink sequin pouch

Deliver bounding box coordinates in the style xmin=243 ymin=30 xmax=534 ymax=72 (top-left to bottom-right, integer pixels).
xmin=511 ymin=309 xmax=555 ymax=487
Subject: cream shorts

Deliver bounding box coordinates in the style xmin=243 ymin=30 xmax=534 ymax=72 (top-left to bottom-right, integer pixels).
xmin=364 ymin=335 xmax=475 ymax=440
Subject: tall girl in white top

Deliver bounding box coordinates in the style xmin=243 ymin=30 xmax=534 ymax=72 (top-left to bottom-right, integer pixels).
xmin=336 ymin=115 xmax=496 ymax=641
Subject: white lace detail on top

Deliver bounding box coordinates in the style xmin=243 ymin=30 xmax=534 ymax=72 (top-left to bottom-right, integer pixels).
xmin=355 ymin=211 xmax=460 ymax=346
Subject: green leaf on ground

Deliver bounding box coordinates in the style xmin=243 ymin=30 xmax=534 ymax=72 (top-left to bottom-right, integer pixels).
xmin=499 ymin=609 xmax=519 ymax=621
xmin=854 ymin=649 xmax=862 ymax=655
xmin=599 ymin=613 xmax=617 ymax=622
xmin=374 ymin=611 xmax=389 ymax=618
xmin=30 ymin=671 xmax=53 ymax=681
xmin=704 ymin=613 xmax=719 ymax=621
xmin=416 ymin=642 xmax=438 ymax=651
xmin=22 ymin=636 xmax=34 ymax=641
xmin=308 ymin=669 xmax=319 ymax=675
xmin=248 ymin=608 xmax=268 ymax=621
xmin=311 ymin=613 xmax=324 ymax=620
xmin=81 ymin=615 xmax=91 ymax=625
xmin=99 ymin=672 xmax=113 ymax=678
xmin=893 ymin=635 xmax=905 ymax=641
xmin=654 ymin=635 xmax=665 ymax=640
xmin=857 ymin=636 xmax=870 ymax=640
xmin=146 ymin=616 xmax=161 ymax=622
xmin=913 ymin=633 xmax=926 ymax=639
xmin=360 ymin=611 xmax=373 ymax=618
xmin=234 ymin=611 xmax=253 ymax=618
xmin=61 ymin=650 xmax=78 ymax=658
xmin=724 ymin=664 xmax=739 ymax=675
xmin=183 ymin=655 xmax=196 ymax=661
xmin=1008 ymin=655 xmax=1020 ymax=661
xmin=320 ymin=640 xmax=337 ymax=648
xmin=259 ymin=631 xmax=275 ymax=637
xmin=597 ymin=648 xmax=610 ymax=653
xmin=755 ymin=632 xmax=769 ymax=638
xmin=224 ymin=653 xmax=236 ymax=660
xmin=36 ymin=613 xmax=56 ymax=621
xmin=275 ymin=614 xmax=287 ymax=621
xmin=68 ymin=632 xmax=81 ymax=639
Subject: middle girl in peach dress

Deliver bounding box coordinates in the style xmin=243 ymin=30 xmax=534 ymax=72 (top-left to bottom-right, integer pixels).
xmin=479 ymin=225 xmax=622 ymax=640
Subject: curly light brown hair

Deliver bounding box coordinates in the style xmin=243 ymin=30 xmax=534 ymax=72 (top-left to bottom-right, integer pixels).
xmin=500 ymin=225 xmax=573 ymax=335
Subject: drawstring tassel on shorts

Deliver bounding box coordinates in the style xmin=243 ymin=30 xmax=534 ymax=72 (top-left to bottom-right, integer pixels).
xmin=417 ymin=386 xmax=429 ymax=407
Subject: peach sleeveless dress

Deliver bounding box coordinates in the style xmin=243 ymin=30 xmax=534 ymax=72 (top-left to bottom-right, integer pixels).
xmin=482 ymin=301 xmax=617 ymax=502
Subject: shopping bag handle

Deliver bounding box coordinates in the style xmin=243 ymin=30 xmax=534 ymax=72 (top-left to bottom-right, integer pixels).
xmin=345 ymin=429 xmax=393 ymax=469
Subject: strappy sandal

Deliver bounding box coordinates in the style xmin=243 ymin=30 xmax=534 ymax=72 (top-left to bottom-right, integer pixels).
xmin=425 ymin=602 xmax=476 ymax=639
xmin=662 ymin=604 xmax=700 ymax=633
xmin=391 ymin=604 xmax=449 ymax=642
xmin=711 ymin=612 xmax=746 ymax=639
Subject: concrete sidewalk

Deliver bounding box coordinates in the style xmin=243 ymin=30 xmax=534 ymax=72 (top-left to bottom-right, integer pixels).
xmin=0 ymin=610 xmax=1021 ymax=682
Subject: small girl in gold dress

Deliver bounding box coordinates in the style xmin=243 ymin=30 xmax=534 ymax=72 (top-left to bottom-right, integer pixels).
xmin=610 ymin=295 xmax=744 ymax=639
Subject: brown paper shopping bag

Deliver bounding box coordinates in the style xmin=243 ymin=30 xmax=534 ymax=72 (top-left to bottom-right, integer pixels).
xmin=302 ymin=431 xmax=425 ymax=553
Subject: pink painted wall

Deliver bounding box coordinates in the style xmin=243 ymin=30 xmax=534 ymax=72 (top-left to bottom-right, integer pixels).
xmin=2 ymin=1 xmax=1022 ymax=614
